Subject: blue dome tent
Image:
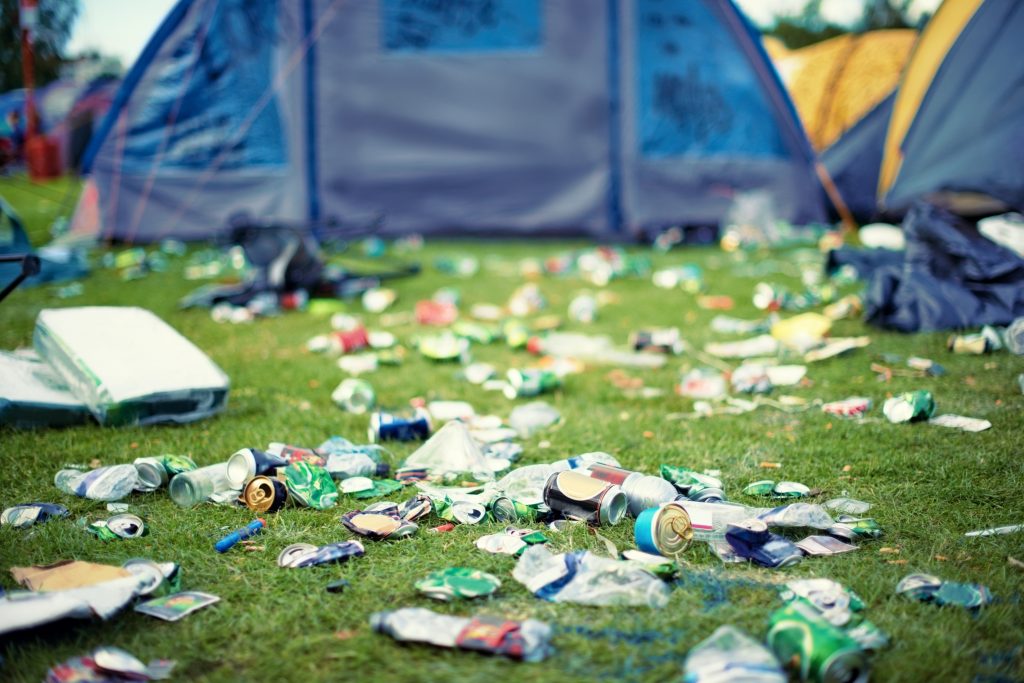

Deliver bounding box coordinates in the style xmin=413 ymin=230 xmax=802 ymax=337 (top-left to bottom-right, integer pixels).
xmin=74 ymin=0 xmax=825 ymax=243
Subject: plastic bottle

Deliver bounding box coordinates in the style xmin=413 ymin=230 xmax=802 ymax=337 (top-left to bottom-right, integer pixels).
xmin=324 ymin=451 xmax=389 ymax=480
xmin=169 ymin=463 xmax=233 ymax=507
xmin=370 ymin=607 xmax=552 ymax=662
xmin=583 ymin=463 xmax=677 ymax=516
xmin=683 ymin=625 xmax=786 ymax=683
xmin=550 ymin=451 xmax=621 ymax=472
xmin=674 ymin=500 xmax=763 ymax=541
xmin=54 ymin=465 xmax=139 ymax=501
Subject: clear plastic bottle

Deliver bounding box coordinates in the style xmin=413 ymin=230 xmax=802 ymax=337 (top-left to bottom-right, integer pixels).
xmin=54 ymin=465 xmax=138 ymax=501
xmin=674 ymin=500 xmax=763 ymax=541
xmin=683 ymin=625 xmax=786 ymax=683
xmin=324 ymin=451 xmax=388 ymax=480
xmin=526 ymin=333 xmax=666 ymax=368
xmin=169 ymin=463 xmax=232 ymax=507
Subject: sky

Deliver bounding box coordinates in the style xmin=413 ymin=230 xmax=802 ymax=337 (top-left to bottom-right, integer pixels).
xmin=65 ymin=0 xmax=944 ymax=68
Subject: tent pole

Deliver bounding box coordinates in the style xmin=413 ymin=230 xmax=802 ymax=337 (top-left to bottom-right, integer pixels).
xmin=815 ymin=160 xmax=857 ymax=233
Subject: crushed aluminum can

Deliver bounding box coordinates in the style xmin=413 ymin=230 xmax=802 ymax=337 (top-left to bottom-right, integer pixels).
xmin=87 ymin=513 xmax=146 ymax=541
xmin=677 ymin=368 xmax=727 ymax=400
xmin=725 ymin=519 xmax=803 ymax=568
xmin=332 ymin=378 xmax=376 ymax=414
xmin=283 ymin=462 xmax=338 ymax=510
xmin=476 ymin=528 xmax=547 ymax=556
xmin=415 ymin=567 xmax=501 ymax=601
xmin=418 ymin=332 xmax=469 ymax=362
xmin=369 ymin=408 xmax=432 ymax=443
xmin=896 ymin=573 xmax=992 ymax=609
xmin=822 ymin=397 xmax=872 ymax=418
xmin=341 ymin=509 xmax=419 ymax=540
xmin=796 ymin=535 xmax=858 ymax=556
xmin=504 ymin=368 xmax=561 ymax=400
xmin=1 ymin=503 xmax=69 ymax=529
xmin=278 ymin=541 xmax=366 ymax=569
xmin=731 ymin=364 xmax=773 ymax=394
xmin=882 ymin=390 xmax=936 ymax=424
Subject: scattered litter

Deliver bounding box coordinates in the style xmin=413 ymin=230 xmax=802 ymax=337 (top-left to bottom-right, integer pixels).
xmin=277 ymin=541 xmax=365 ymax=568
xmin=883 ymin=390 xmax=936 ymax=423
xmin=964 ymin=523 xmax=1023 ymax=537
xmin=684 ymin=625 xmax=785 ymax=683
xmin=46 ymin=647 xmax=175 ymax=682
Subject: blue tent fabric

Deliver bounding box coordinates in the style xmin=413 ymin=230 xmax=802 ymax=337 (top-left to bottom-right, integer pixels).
xmin=828 ymin=200 xmax=1024 ymax=332
xmin=80 ymin=0 xmax=825 ymax=242
xmin=821 ymin=92 xmax=894 ymax=222
xmin=884 ymin=0 xmax=1024 ymax=214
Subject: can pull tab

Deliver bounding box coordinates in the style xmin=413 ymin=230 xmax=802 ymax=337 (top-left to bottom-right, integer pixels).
xmin=456 ymin=617 xmax=522 ymax=657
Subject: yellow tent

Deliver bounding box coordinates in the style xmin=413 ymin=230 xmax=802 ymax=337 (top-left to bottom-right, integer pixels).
xmin=771 ymin=30 xmax=917 ymax=150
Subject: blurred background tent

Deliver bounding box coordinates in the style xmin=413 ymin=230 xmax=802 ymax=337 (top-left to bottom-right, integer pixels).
xmin=72 ymin=0 xmax=826 ymax=244
xmin=770 ymin=29 xmax=917 ymax=151
xmin=803 ymin=0 xmax=1023 ymax=223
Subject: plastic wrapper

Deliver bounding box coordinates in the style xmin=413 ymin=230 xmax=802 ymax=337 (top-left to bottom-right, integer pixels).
xmin=403 ymin=421 xmax=494 ymax=480
xmin=512 ymin=545 xmax=670 ymax=608
xmin=683 ymin=625 xmax=786 ymax=683
xmin=33 ymin=307 xmax=229 ymax=426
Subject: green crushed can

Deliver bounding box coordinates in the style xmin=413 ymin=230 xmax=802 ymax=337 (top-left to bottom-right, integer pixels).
xmin=767 ymin=599 xmax=869 ymax=683
xmin=743 ymin=480 xmax=776 ymax=497
xmin=504 ymin=368 xmax=561 ymax=400
xmin=414 ymin=567 xmax=501 ymax=601
xmin=490 ymin=496 xmax=537 ymax=523
xmin=882 ymin=390 xmax=935 ymax=423
xmin=284 ymin=462 xmax=338 ymax=510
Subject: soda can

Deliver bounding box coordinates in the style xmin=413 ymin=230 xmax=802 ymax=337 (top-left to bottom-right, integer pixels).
xmin=133 ymin=457 xmax=169 ymax=491
xmin=504 ymin=368 xmax=561 ymax=400
xmin=543 ymin=470 xmax=627 ymax=526
xmin=243 ymin=475 xmax=289 ymax=513
xmin=829 ymin=516 xmax=883 ymax=541
xmin=123 ymin=558 xmax=180 ymax=597
xmin=332 ymin=378 xmax=376 ymax=414
xmin=283 ymin=462 xmax=338 ymax=510
xmin=635 ymin=503 xmax=693 ymax=556
xmin=630 ymin=328 xmax=684 ymax=354
xmin=1 ymin=503 xmax=69 ymax=529
xmin=882 ymin=390 xmax=935 ymax=423
xmin=452 ymin=322 xmax=496 ymax=344
xmin=88 ymin=513 xmax=146 ymax=541
xmin=743 ymin=480 xmax=776 ymax=497
xmin=369 ymin=408 xmax=433 ymax=442
xmin=415 ymin=567 xmax=502 ymax=601
xmin=227 ymin=448 xmax=288 ymax=489
xmin=767 ymin=599 xmax=870 ymax=683
xmin=333 ymin=326 xmax=370 ymax=353
xmin=490 ymin=496 xmax=537 ymax=523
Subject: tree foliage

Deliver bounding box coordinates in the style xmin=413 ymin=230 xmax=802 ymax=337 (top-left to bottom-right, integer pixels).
xmin=0 ymin=0 xmax=80 ymax=92
xmin=769 ymin=0 xmax=925 ymax=50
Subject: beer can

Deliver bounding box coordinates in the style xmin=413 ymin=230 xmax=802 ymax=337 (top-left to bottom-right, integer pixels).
xmin=882 ymin=390 xmax=935 ymax=423
xmin=369 ymin=408 xmax=433 ymax=442
xmin=947 ymin=333 xmax=990 ymax=354
xmin=767 ymin=599 xmax=869 ymax=683
xmin=332 ymin=378 xmax=376 ymax=414
xmin=543 ymin=470 xmax=627 ymax=526
xmin=504 ymin=368 xmax=561 ymax=400
xmin=227 ymin=448 xmax=288 ymax=489
xmin=133 ymin=457 xmax=168 ymax=491
xmin=634 ymin=503 xmax=693 ymax=556
xmin=243 ymin=475 xmax=288 ymax=513
xmin=490 ymin=496 xmax=536 ymax=523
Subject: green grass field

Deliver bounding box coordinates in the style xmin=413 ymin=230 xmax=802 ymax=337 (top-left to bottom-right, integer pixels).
xmin=1 ymin=176 xmax=1022 ymax=682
